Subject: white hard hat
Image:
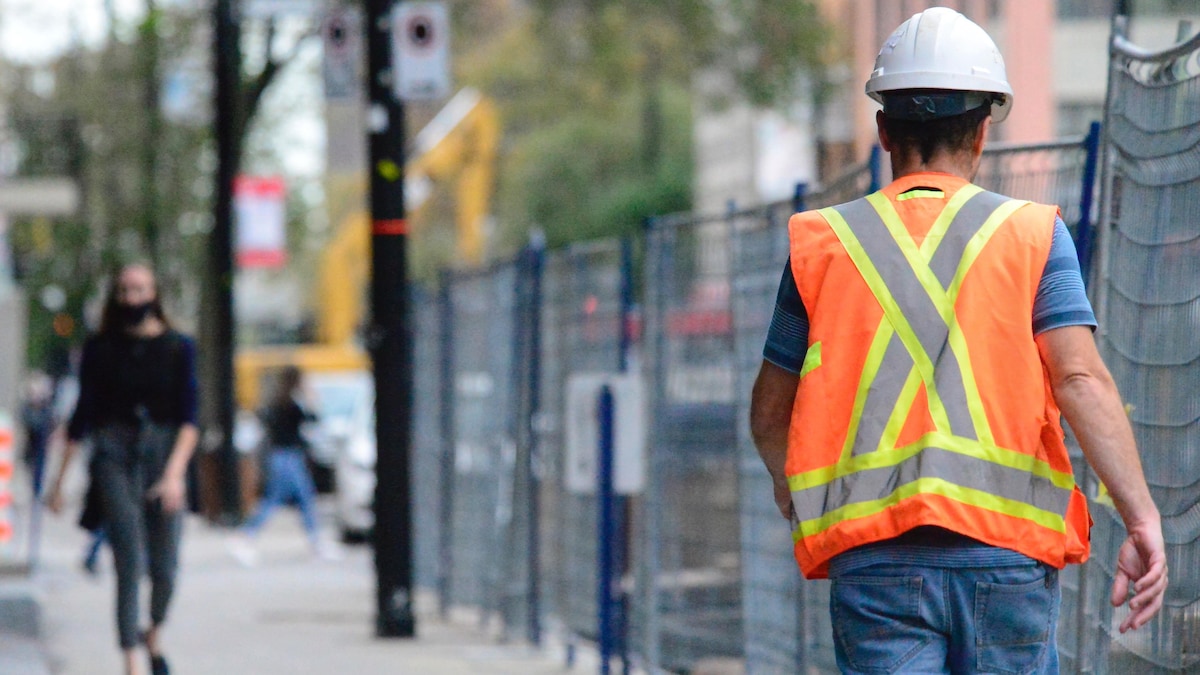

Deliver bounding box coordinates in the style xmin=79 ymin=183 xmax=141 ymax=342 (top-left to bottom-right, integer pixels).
xmin=866 ymin=7 xmax=1013 ymax=123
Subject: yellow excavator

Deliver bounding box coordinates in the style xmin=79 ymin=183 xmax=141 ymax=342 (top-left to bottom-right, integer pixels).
xmin=234 ymin=88 xmax=499 ymax=411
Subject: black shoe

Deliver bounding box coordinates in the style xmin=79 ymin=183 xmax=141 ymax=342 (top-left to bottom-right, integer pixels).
xmin=150 ymin=654 xmax=169 ymax=675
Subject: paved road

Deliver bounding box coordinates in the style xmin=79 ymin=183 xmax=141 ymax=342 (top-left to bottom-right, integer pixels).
xmin=32 ymin=495 xmax=573 ymax=674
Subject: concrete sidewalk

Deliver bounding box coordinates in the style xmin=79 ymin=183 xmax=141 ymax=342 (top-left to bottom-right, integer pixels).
xmin=30 ymin=498 xmax=572 ymax=674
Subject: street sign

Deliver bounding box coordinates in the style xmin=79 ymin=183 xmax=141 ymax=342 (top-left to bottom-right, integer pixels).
xmin=323 ymin=8 xmax=362 ymax=102
xmin=391 ymin=2 xmax=451 ymax=101
xmin=242 ymin=0 xmax=323 ymax=19
xmin=0 ymin=178 xmax=80 ymax=216
xmin=564 ymin=373 xmax=646 ymax=495
xmin=234 ymin=176 xmax=288 ymax=269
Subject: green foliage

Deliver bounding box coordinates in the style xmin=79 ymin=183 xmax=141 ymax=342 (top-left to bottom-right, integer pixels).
xmin=453 ymin=0 xmax=828 ymax=256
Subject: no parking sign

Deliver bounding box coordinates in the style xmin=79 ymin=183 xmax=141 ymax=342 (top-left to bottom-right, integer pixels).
xmin=391 ymin=2 xmax=451 ymax=101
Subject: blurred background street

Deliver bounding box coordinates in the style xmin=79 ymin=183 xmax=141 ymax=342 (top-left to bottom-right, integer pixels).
xmin=0 ymin=1 xmax=1197 ymax=673
xmin=24 ymin=493 xmax=571 ymax=674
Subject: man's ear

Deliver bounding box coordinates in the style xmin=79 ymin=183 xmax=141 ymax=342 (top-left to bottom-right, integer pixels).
xmin=973 ymin=115 xmax=992 ymax=156
xmin=876 ymin=110 xmax=893 ymax=152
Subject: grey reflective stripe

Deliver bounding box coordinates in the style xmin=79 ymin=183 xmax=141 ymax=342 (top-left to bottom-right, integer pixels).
xmin=927 ymin=190 xmax=1013 ymax=288
xmin=790 ymin=446 xmax=1074 ymax=523
xmin=849 ymin=335 xmax=914 ymax=457
xmin=832 ymin=198 xmax=977 ymax=443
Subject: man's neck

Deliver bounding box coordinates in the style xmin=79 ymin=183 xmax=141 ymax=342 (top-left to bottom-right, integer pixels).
xmin=889 ymin=151 xmax=978 ymax=182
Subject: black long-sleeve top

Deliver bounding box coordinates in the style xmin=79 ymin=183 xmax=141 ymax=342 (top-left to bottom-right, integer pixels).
xmin=260 ymin=398 xmax=317 ymax=449
xmin=66 ymin=331 xmax=198 ymax=442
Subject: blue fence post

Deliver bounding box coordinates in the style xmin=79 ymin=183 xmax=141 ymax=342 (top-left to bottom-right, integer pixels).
xmin=436 ymin=270 xmax=456 ymax=618
xmin=1076 ymin=121 xmax=1102 ymax=288
xmin=617 ymin=236 xmax=635 ymax=674
xmin=792 ymin=182 xmax=808 ymax=214
xmin=526 ymin=239 xmax=546 ymax=646
xmin=868 ymin=144 xmax=883 ymax=193
xmin=597 ymin=385 xmax=617 ymax=675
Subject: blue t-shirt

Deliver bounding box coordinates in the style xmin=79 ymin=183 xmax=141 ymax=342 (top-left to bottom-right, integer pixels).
xmin=763 ymin=216 xmax=1095 ymax=373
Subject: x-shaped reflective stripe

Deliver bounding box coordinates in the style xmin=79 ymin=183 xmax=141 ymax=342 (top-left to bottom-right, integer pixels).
xmin=787 ymin=188 xmax=1077 ymax=537
xmin=827 ymin=187 xmax=1026 ymax=462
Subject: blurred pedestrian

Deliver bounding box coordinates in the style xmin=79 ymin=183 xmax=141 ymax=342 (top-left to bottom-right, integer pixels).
xmin=751 ymin=8 xmax=1165 ymax=673
xmin=228 ymin=366 xmax=339 ymax=566
xmin=46 ymin=263 xmax=198 ymax=675
xmin=20 ymin=370 xmax=55 ymax=497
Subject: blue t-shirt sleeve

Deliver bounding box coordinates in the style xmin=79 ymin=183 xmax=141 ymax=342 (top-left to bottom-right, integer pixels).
xmin=762 ymin=258 xmax=810 ymax=374
xmin=1033 ymin=216 xmax=1097 ymax=335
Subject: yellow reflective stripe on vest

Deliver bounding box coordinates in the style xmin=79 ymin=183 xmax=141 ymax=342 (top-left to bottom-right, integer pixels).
xmin=864 ymin=192 xmax=1030 ymax=449
xmin=800 ymin=341 xmax=822 ymax=378
xmin=819 ymin=206 xmax=954 ymax=433
xmin=896 ymin=189 xmax=946 ymax=201
xmin=875 ymin=185 xmax=982 ymax=453
xmin=789 ymin=430 xmax=1075 ymax=492
xmin=792 ymin=476 xmax=1067 ymax=542
xmin=837 ymin=322 xmax=896 ymax=461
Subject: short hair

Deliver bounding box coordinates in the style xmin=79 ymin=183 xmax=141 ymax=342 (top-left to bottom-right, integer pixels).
xmin=882 ymin=104 xmax=991 ymax=164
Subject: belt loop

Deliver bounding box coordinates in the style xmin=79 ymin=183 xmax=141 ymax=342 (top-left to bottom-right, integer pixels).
xmin=1043 ymin=563 xmax=1057 ymax=589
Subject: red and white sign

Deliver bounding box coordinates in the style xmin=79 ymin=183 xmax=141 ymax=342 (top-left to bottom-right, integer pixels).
xmin=0 ymin=418 xmax=14 ymax=545
xmin=235 ymin=176 xmax=288 ymax=269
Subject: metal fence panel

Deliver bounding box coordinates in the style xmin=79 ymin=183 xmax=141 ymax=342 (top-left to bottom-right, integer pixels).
xmin=445 ymin=263 xmax=519 ymax=616
xmin=643 ymin=209 xmax=744 ymax=672
xmin=537 ymin=240 xmax=626 ymax=644
xmin=412 ymin=286 xmax=442 ymax=593
xmin=730 ymin=163 xmax=876 ymax=675
xmin=1088 ymin=18 xmax=1200 ymax=674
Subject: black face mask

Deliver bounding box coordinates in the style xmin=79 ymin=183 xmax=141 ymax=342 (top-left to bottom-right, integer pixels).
xmin=117 ymin=301 xmax=155 ymax=327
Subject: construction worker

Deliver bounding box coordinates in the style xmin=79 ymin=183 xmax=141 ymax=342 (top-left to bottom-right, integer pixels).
xmin=750 ymin=8 xmax=1166 ymax=674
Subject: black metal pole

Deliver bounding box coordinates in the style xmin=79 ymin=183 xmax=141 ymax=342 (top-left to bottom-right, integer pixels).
xmin=365 ymin=0 xmax=416 ymax=638
xmin=212 ymin=0 xmax=241 ymax=523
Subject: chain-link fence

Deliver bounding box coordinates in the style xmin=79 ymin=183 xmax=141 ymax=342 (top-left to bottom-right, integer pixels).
xmin=730 ymin=160 xmax=878 ymax=675
xmin=640 ymin=205 xmax=744 ymax=672
xmin=440 ymin=263 xmax=520 ymax=619
xmin=412 ymin=286 xmax=443 ymax=593
xmin=537 ymin=239 xmax=628 ymax=650
xmin=1087 ymin=16 xmax=1200 ymax=674
xmin=411 ymin=99 xmax=1193 ymax=674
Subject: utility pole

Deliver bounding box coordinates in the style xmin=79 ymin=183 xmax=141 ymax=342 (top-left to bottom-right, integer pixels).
xmin=365 ymin=0 xmax=416 ymax=638
xmin=210 ymin=0 xmax=241 ymax=523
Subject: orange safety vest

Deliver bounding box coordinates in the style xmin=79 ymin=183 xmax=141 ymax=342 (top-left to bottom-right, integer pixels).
xmin=786 ymin=172 xmax=1091 ymax=580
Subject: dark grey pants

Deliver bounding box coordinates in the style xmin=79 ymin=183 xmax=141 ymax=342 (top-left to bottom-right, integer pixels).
xmin=91 ymin=424 xmax=182 ymax=650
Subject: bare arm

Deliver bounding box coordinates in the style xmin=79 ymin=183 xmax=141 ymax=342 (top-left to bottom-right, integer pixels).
xmin=1037 ymin=325 xmax=1166 ymax=632
xmin=750 ymin=360 xmax=800 ymax=520
xmin=148 ymin=424 xmax=199 ymax=513
xmin=46 ymin=429 xmax=78 ymax=514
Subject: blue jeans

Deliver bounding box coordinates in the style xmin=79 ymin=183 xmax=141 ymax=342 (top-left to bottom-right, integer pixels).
xmin=243 ymin=449 xmax=319 ymax=540
xmin=828 ymin=534 xmax=1060 ymax=675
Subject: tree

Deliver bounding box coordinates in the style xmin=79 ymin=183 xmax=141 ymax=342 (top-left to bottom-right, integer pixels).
xmin=2 ymin=1 xmax=317 ymax=373
xmin=448 ymin=0 xmax=828 ymax=253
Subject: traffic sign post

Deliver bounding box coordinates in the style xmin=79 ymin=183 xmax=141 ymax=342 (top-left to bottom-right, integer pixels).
xmin=366 ymin=0 xmax=416 ymax=639
xmin=391 ymin=2 xmax=451 ymax=101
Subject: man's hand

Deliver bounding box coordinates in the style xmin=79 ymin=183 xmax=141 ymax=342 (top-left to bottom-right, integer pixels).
xmin=45 ymin=484 xmax=65 ymax=515
xmin=751 ymin=361 xmax=800 ymax=523
xmin=1111 ymin=520 xmax=1168 ymax=633
xmin=772 ymin=474 xmax=795 ymax=522
xmin=148 ymin=474 xmax=187 ymax=513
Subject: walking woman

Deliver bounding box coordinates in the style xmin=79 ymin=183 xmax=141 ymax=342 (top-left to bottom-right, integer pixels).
xmin=229 ymin=366 xmax=337 ymax=565
xmin=47 ymin=264 xmax=197 ymax=675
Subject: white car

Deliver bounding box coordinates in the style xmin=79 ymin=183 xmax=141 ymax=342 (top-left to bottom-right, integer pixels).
xmin=306 ymin=371 xmax=373 ymax=493
xmin=334 ymin=399 xmax=375 ymax=542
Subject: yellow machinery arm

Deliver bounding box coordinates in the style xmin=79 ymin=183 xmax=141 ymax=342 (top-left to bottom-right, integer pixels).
xmin=315 ymin=88 xmax=498 ymax=347
xmin=406 ymin=88 xmax=499 ymax=265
